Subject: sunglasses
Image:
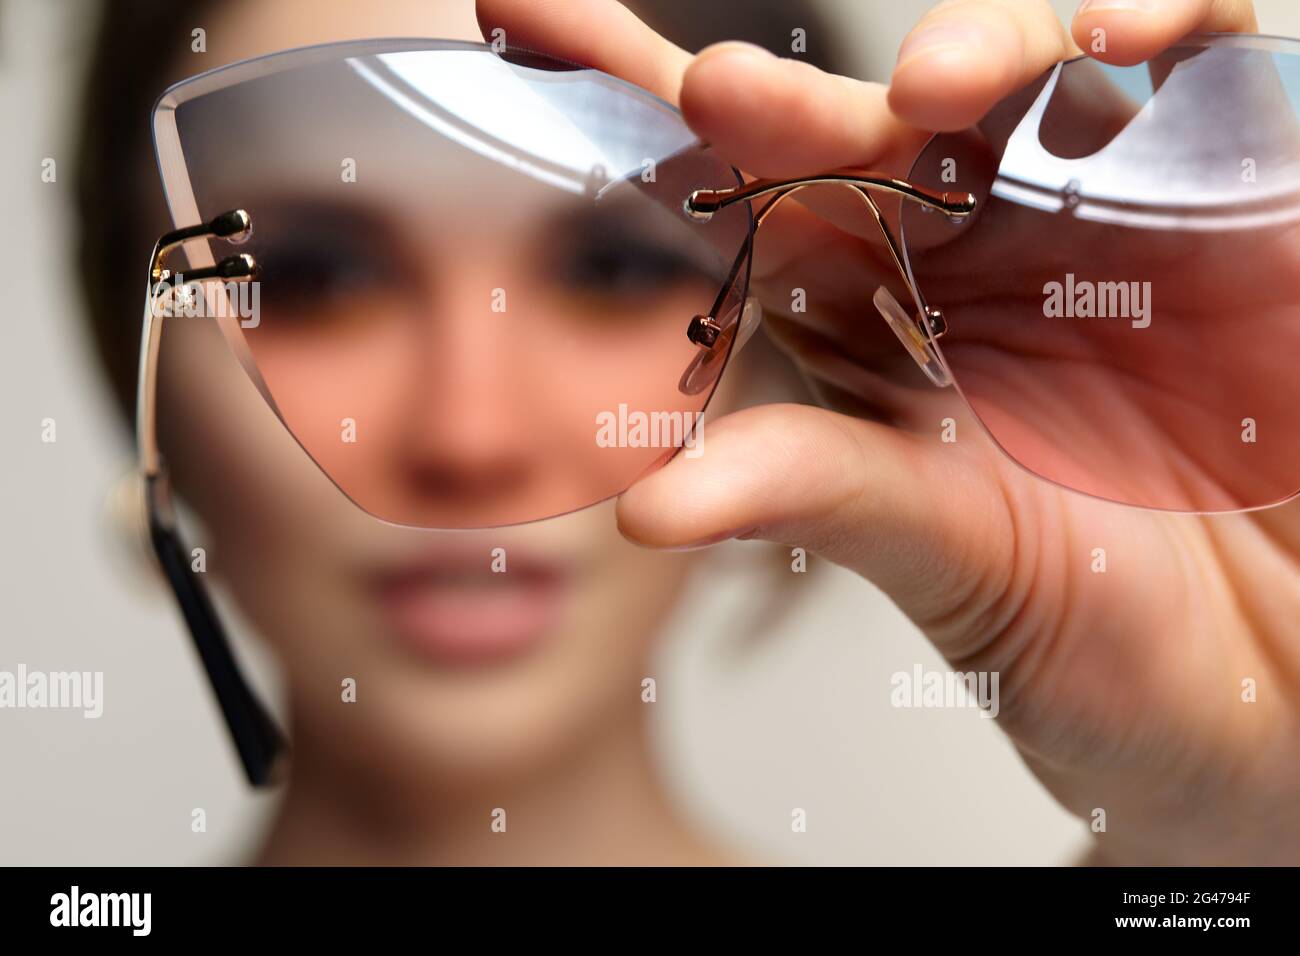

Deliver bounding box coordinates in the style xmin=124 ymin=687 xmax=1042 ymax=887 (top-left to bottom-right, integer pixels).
xmin=136 ymin=34 xmax=1300 ymax=783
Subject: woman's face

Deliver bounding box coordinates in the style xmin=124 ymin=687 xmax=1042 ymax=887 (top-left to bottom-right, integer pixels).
xmin=152 ymin=0 xmax=750 ymax=785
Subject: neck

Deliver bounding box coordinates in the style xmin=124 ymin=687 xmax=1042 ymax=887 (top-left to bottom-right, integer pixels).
xmin=255 ymin=698 xmax=726 ymax=866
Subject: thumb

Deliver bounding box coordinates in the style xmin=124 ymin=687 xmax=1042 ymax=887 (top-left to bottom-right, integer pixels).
xmin=616 ymin=403 xmax=1016 ymax=641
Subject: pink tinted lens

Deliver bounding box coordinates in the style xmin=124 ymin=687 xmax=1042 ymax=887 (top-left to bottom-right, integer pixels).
xmin=902 ymin=40 xmax=1300 ymax=512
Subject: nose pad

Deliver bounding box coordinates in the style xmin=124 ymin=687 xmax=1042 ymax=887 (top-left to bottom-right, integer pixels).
xmin=679 ymin=295 xmax=763 ymax=396
xmin=732 ymin=295 xmax=763 ymax=352
xmin=872 ymin=286 xmax=952 ymax=388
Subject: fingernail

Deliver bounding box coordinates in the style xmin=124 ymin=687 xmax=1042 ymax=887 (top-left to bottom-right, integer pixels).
xmin=663 ymin=527 xmax=758 ymax=552
xmin=1077 ymin=0 xmax=1157 ymax=13
xmin=896 ymin=23 xmax=974 ymax=69
xmin=707 ymin=40 xmax=775 ymax=63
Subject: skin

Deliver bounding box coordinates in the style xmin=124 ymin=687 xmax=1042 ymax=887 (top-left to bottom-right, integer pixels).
xmin=473 ymin=0 xmax=1300 ymax=863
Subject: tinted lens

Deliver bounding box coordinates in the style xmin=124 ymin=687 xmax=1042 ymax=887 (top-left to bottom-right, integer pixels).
xmin=902 ymin=39 xmax=1300 ymax=511
xmin=157 ymin=43 xmax=750 ymax=528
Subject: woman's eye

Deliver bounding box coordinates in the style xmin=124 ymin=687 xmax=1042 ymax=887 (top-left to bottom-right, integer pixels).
xmin=557 ymin=240 xmax=703 ymax=295
xmin=260 ymin=240 xmax=396 ymax=307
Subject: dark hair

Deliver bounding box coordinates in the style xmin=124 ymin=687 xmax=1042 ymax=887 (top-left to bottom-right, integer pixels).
xmin=75 ymin=0 xmax=847 ymax=425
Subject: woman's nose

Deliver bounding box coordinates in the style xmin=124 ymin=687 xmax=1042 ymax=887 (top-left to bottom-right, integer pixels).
xmin=390 ymin=268 xmax=553 ymax=521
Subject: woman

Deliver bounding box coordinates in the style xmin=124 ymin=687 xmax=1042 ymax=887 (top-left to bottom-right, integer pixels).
xmin=77 ymin=0 xmax=1300 ymax=867
xmin=77 ymin=0 xmax=830 ymax=866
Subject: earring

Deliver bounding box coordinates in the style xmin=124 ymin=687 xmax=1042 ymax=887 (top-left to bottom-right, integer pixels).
xmin=101 ymin=464 xmax=165 ymax=594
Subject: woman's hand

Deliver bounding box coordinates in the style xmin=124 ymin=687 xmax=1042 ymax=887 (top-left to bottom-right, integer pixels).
xmin=477 ymin=0 xmax=1300 ymax=864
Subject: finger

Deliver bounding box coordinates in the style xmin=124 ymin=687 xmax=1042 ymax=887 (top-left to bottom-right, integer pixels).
xmin=1072 ymin=0 xmax=1258 ymax=67
xmin=616 ymin=402 xmax=1016 ymax=637
xmin=680 ymin=42 xmax=929 ymax=178
xmin=476 ymin=0 xmax=693 ymax=104
xmin=888 ymin=0 xmax=1081 ymax=131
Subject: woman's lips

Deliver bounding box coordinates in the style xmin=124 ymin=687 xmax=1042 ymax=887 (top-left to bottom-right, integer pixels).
xmin=371 ymin=554 xmax=568 ymax=665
